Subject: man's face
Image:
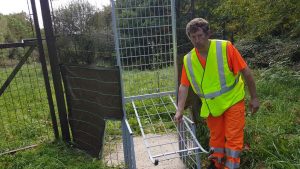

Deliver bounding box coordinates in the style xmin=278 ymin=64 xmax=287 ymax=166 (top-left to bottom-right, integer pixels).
xmin=188 ymin=28 xmax=209 ymax=49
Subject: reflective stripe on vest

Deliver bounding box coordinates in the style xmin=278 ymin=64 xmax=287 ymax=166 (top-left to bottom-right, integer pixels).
xmin=186 ymin=41 xmax=239 ymax=99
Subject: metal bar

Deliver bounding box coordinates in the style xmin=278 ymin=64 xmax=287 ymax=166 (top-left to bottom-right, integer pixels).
xmin=129 ymin=130 xmax=136 ymax=169
xmin=30 ymin=0 xmax=59 ymax=140
xmin=0 ymin=144 xmax=38 ymax=156
xmin=122 ymin=118 xmax=136 ymax=169
xmin=112 ymin=1 xmax=135 ymax=168
xmin=152 ymin=147 xmax=200 ymax=158
xmin=124 ymin=118 xmax=133 ymax=134
xmin=40 ymin=0 xmax=70 ymax=142
xmin=171 ymin=0 xmax=178 ymax=96
xmin=121 ymin=119 xmax=129 ymax=167
xmin=0 ymin=39 xmax=36 ymax=49
xmin=0 ymin=46 xmax=35 ymax=96
xmin=125 ymin=91 xmax=175 ymax=102
xmin=183 ymin=118 xmax=208 ymax=153
xmin=191 ymin=122 xmax=201 ymax=169
xmin=132 ymin=101 xmax=155 ymax=164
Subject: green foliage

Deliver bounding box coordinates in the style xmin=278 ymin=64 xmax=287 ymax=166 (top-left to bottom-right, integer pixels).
xmin=54 ymin=0 xmax=114 ymax=65
xmin=0 ymin=12 xmax=32 ymax=44
xmin=212 ymin=0 xmax=300 ymax=39
xmin=0 ymin=12 xmax=33 ymax=61
xmin=235 ymin=38 xmax=300 ymax=69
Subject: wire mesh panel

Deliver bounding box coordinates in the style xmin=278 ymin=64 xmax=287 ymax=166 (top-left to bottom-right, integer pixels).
xmin=0 ymin=46 xmax=54 ymax=154
xmin=111 ymin=0 xmax=208 ymax=167
xmin=130 ymin=95 xmax=207 ymax=165
xmin=112 ymin=0 xmax=176 ymax=98
xmin=103 ymin=119 xmax=135 ymax=169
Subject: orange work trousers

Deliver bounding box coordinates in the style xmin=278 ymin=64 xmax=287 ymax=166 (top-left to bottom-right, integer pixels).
xmin=206 ymin=100 xmax=245 ymax=169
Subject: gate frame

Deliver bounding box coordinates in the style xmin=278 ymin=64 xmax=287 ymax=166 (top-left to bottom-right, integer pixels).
xmin=0 ymin=0 xmax=61 ymax=154
xmin=39 ymin=0 xmax=71 ymax=142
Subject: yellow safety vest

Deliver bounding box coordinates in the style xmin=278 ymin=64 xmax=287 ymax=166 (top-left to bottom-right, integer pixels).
xmin=183 ymin=40 xmax=245 ymax=117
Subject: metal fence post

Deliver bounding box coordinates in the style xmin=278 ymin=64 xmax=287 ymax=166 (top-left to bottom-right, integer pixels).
xmin=30 ymin=0 xmax=59 ymax=140
xmin=39 ymin=0 xmax=70 ymax=142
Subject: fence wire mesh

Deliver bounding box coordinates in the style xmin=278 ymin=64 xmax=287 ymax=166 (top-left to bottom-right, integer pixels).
xmin=0 ymin=46 xmax=54 ymax=154
xmin=50 ymin=0 xmax=115 ymax=67
xmin=49 ymin=1 xmax=135 ymax=167
xmin=112 ymin=0 xmax=176 ymax=97
xmin=111 ymin=0 xmax=208 ymax=167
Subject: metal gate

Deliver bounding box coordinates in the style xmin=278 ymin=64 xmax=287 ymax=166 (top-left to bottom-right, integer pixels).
xmin=111 ymin=0 xmax=208 ymax=168
xmin=0 ymin=0 xmax=58 ymax=154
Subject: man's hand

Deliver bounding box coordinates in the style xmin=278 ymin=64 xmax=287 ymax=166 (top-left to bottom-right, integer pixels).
xmin=249 ymin=97 xmax=260 ymax=114
xmin=174 ymin=111 xmax=183 ymax=123
xmin=174 ymin=84 xmax=189 ymax=123
xmin=241 ymin=67 xmax=260 ymax=115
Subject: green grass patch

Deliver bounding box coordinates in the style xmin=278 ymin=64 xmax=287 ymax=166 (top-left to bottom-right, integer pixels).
xmin=0 ymin=141 xmax=110 ymax=169
xmin=240 ymin=67 xmax=300 ymax=168
xmin=122 ymin=66 xmax=176 ymax=97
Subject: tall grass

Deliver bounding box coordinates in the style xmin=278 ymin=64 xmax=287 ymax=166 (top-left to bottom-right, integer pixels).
xmin=240 ymin=67 xmax=300 ymax=168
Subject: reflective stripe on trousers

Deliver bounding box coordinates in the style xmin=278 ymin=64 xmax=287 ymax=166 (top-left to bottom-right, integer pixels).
xmin=206 ymin=100 xmax=245 ymax=169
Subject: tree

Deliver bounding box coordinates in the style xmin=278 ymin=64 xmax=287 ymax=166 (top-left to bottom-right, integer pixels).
xmin=0 ymin=12 xmax=33 ymax=61
xmin=54 ymin=0 xmax=114 ymax=65
xmin=214 ymin=0 xmax=300 ymax=39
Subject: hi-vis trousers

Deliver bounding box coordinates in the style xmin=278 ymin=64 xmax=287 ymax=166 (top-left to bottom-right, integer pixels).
xmin=206 ymin=100 xmax=245 ymax=169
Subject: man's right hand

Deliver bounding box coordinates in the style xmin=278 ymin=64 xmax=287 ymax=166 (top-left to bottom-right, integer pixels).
xmin=174 ymin=84 xmax=189 ymax=123
xmin=174 ymin=111 xmax=183 ymax=123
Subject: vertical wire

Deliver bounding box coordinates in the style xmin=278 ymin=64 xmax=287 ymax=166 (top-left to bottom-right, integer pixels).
xmin=32 ymin=62 xmax=51 ymax=139
xmin=150 ymin=97 xmax=168 ymax=133
xmin=141 ymin=99 xmax=157 ymax=134
xmin=0 ymin=63 xmax=9 ymax=142
xmin=3 ymin=67 xmax=19 ymax=142
xmin=26 ymin=0 xmax=35 ymax=37
xmin=25 ymin=61 xmax=44 ymax=139
xmin=12 ymin=60 xmax=32 ymax=143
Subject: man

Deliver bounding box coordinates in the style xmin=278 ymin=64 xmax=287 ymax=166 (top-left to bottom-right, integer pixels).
xmin=174 ymin=18 xmax=260 ymax=169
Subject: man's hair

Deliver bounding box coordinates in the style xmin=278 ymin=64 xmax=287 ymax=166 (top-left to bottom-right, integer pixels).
xmin=186 ymin=18 xmax=210 ymax=37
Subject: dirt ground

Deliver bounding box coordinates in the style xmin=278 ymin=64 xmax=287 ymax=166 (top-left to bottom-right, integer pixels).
xmin=105 ymin=134 xmax=187 ymax=169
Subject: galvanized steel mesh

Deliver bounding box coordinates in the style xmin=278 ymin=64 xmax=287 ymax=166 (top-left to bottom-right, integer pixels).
xmin=112 ymin=0 xmax=176 ymax=97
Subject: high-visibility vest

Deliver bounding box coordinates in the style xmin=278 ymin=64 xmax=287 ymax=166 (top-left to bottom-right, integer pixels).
xmin=183 ymin=40 xmax=245 ymax=117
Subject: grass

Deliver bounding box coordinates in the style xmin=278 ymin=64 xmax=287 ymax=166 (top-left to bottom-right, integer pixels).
xmin=0 ymin=63 xmax=299 ymax=168
xmin=0 ymin=141 xmax=108 ymax=169
xmin=240 ymin=67 xmax=300 ymax=169
xmin=122 ymin=66 xmax=176 ymax=97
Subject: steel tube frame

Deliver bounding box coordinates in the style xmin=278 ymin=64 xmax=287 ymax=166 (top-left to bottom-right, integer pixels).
xmin=30 ymin=0 xmax=59 ymax=139
xmin=40 ymin=0 xmax=70 ymax=142
xmin=111 ymin=0 xmax=136 ymax=168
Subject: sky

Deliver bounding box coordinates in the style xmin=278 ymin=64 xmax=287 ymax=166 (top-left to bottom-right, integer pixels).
xmin=0 ymin=0 xmax=110 ymax=26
